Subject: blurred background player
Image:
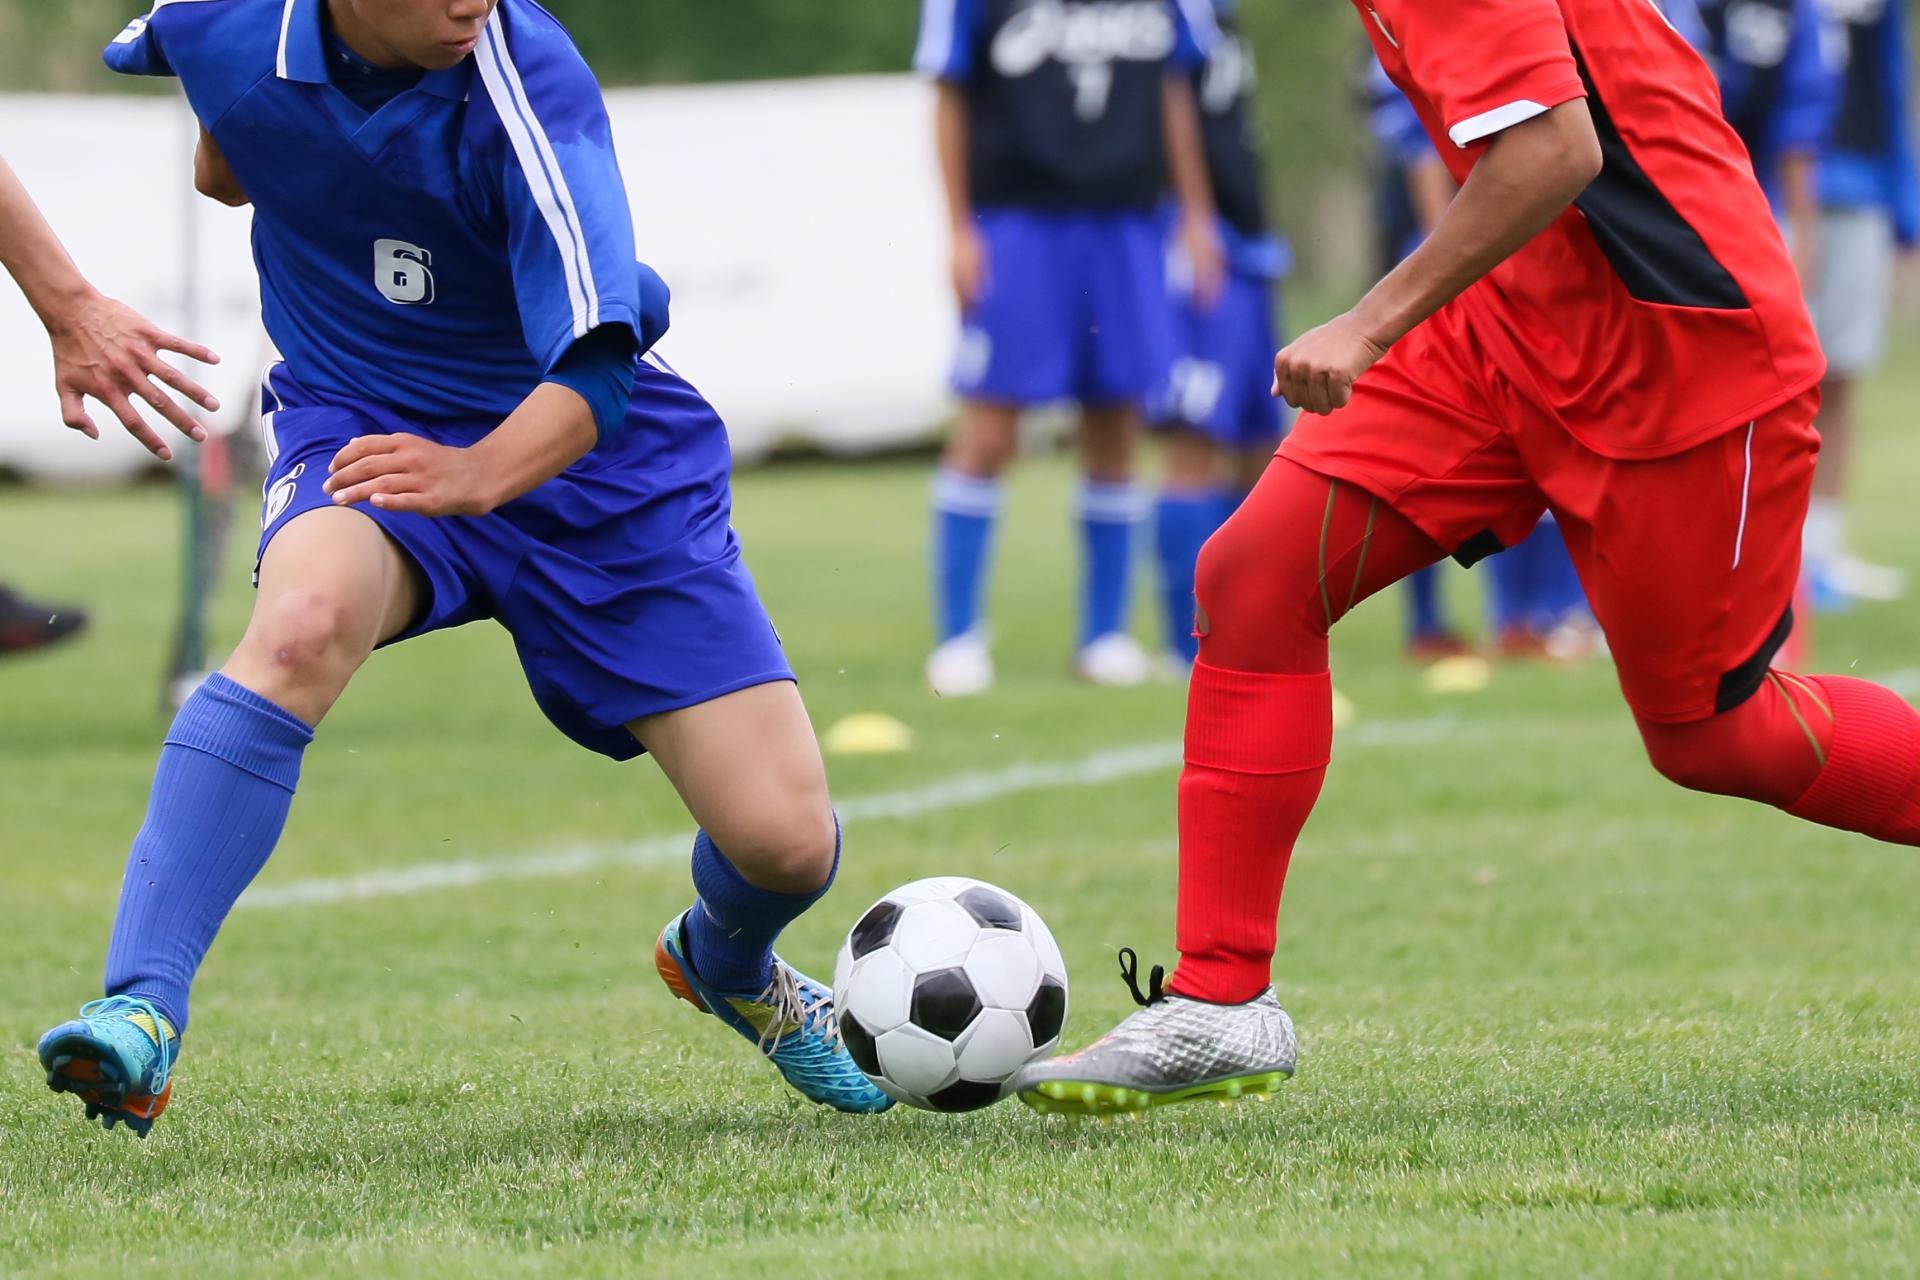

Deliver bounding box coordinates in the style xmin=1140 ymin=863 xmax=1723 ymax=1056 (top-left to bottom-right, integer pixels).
xmin=914 ymin=0 xmax=1224 ymax=694
xmin=1803 ymin=0 xmax=1916 ymax=608
xmin=1148 ymin=0 xmax=1288 ymax=676
xmin=1366 ymin=56 xmax=1597 ymax=663
xmin=0 ymin=153 xmax=223 ymax=655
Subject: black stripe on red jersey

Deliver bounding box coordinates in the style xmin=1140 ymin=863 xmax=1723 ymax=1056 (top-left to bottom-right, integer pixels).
xmin=1567 ymin=44 xmax=1750 ymax=311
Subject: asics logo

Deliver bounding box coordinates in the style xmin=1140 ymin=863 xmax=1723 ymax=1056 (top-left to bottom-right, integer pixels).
xmin=991 ymin=1 xmax=1176 ymax=119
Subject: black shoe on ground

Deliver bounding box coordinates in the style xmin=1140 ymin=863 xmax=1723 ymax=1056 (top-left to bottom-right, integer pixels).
xmin=0 ymin=586 xmax=87 ymax=654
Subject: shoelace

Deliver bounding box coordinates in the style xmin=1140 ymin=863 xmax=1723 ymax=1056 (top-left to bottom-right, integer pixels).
xmin=1117 ymin=947 xmax=1167 ymax=1007
xmin=753 ymin=965 xmax=842 ymax=1058
xmin=77 ymin=995 xmax=174 ymax=1096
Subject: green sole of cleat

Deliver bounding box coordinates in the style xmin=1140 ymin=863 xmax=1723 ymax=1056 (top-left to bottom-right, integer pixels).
xmin=1018 ymin=1070 xmax=1292 ymax=1117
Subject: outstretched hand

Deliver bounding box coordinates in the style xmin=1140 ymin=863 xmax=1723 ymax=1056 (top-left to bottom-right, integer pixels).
xmin=52 ymin=293 xmax=221 ymax=461
xmin=1271 ymin=314 xmax=1389 ymax=417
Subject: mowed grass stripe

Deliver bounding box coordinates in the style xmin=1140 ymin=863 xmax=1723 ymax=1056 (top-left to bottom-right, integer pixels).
xmin=233 ymin=715 xmax=1627 ymax=911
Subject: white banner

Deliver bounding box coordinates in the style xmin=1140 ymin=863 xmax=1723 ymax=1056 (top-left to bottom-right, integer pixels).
xmin=0 ymin=74 xmax=955 ymax=480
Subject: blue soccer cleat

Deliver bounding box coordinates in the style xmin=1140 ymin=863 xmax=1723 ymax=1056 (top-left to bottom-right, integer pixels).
xmin=655 ymin=911 xmax=893 ymax=1114
xmin=38 ymin=996 xmax=179 ymax=1137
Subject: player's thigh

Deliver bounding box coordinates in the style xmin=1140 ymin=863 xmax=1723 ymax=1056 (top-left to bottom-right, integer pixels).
xmin=1811 ymin=208 xmax=1894 ymax=377
xmin=627 ymin=681 xmax=837 ymax=882
xmin=241 ymin=505 xmax=421 ymax=662
xmin=1546 ymin=391 xmax=1818 ymax=723
xmin=955 ymin=210 xmax=1076 ymax=402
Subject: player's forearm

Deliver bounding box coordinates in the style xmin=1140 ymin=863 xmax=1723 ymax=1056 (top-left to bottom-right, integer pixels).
xmin=0 ymin=155 xmax=100 ymax=333
xmin=935 ymin=81 xmax=974 ymax=229
xmin=473 ymin=382 xmax=598 ymax=509
xmin=1351 ymin=100 xmax=1601 ymax=351
xmin=1161 ymin=76 xmax=1216 ymax=225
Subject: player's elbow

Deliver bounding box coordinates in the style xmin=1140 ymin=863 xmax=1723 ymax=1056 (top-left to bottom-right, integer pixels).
xmin=1549 ymin=102 xmax=1603 ymax=199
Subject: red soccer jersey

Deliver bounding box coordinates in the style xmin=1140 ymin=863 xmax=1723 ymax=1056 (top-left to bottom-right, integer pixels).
xmin=1357 ymin=0 xmax=1825 ymax=459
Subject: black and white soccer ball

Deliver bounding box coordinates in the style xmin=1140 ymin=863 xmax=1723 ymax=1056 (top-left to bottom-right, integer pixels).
xmin=832 ymin=877 xmax=1069 ymax=1112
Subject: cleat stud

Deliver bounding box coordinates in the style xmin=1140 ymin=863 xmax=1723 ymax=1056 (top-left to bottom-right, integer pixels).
xmin=1226 ymin=1080 xmax=1242 ymax=1098
xmin=1047 ymin=1083 xmax=1065 ymax=1099
xmin=1080 ymin=1085 xmax=1096 ymax=1104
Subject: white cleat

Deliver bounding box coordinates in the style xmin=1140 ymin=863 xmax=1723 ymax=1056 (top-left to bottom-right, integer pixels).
xmin=926 ymin=629 xmax=994 ymax=697
xmin=1074 ymin=632 xmax=1150 ymax=686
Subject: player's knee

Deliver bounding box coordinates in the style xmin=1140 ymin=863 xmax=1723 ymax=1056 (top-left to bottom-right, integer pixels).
xmin=249 ymin=588 xmax=367 ymax=678
xmin=713 ymin=790 xmax=838 ymax=894
xmin=1193 ymin=512 xmax=1324 ymax=654
xmin=1638 ymin=718 xmax=1760 ymax=799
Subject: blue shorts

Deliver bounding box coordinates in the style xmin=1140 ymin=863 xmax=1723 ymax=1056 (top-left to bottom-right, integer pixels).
xmin=1151 ymin=270 xmax=1285 ymax=449
xmin=256 ymin=357 xmax=793 ymax=761
xmin=953 ymin=208 xmax=1175 ymax=406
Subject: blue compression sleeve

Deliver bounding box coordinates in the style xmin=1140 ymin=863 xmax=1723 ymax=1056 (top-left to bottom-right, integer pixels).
xmin=542 ymin=323 xmax=638 ymax=442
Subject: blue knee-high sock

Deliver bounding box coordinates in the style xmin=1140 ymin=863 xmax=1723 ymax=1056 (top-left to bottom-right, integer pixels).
xmin=1406 ymin=565 xmax=1445 ymax=640
xmin=1154 ymin=488 xmax=1229 ymax=663
xmin=683 ymin=827 xmax=838 ymax=994
xmin=930 ymin=468 xmax=1002 ymax=643
xmin=103 ymin=675 xmax=313 ymax=1034
xmin=1078 ymin=478 xmax=1141 ymax=646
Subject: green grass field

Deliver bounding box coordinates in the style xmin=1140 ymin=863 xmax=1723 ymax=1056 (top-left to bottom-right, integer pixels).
xmin=4 ymin=348 xmax=1920 ymax=1278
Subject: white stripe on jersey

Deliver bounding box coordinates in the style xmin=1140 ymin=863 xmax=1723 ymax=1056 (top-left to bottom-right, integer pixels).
xmin=275 ymin=0 xmax=297 ymax=79
xmin=913 ymin=0 xmax=960 ymax=76
xmin=475 ymin=13 xmax=601 ymax=339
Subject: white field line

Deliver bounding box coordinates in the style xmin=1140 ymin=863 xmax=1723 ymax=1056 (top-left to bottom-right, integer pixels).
xmin=235 ymin=714 xmax=1479 ymax=911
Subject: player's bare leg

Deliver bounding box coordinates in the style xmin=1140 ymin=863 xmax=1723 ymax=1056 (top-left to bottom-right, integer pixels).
xmin=39 ymin=506 xmax=417 ymax=1134
xmin=640 ymin=682 xmax=892 ymax=1112
xmin=927 ymin=398 xmax=1019 ymax=696
xmin=1805 ymin=376 xmax=1905 ymax=606
xmin=222 ymin=505 xmax=421 ymax=724
xmin=631 ymin=682 xmax=836 ymax=894
xmin=1073 ymin=401 xmax=1149 ymax=684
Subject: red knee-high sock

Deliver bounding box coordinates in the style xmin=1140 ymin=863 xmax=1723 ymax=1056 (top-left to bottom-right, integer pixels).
xmin=1166 ymin=458 xmax=1445 ymax=1004
xmin=1787 ymin=675 xmax=1920 ymax=844
xmin=1171 ymin=665 xmax=1333 ymax=1004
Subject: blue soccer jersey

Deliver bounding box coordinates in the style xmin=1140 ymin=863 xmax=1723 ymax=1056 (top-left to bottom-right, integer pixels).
xmin=105 ymin=0 xmax=649 ymax=428
xmin=914 ymin=0 xmax=1217 ymax=209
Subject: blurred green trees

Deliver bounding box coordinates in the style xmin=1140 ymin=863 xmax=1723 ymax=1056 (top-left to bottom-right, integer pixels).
xmin=0 ymin=0 xmax=1370 ymax=288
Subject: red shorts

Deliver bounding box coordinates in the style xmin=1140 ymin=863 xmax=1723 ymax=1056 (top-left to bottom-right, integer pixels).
xmin=1280 ymin=309 xmax=1820 ymax=724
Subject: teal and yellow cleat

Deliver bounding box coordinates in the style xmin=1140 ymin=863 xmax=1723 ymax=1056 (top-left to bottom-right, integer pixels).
xmin=655 ymin=911 xmax=893 ymax=1114
xmin=37 ymin=996 xmax=179 ymax=1137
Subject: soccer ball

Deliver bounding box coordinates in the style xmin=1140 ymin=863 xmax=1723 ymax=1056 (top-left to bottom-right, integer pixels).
xmin=832 ymin=877 xmax=1068 ymax=1112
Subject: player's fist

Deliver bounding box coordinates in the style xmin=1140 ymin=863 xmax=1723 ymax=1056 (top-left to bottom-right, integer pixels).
xmin=324 ymin=433 xmax=498 ymax=517
xmin=1271 ymin=315 xmax=1388 ymax=417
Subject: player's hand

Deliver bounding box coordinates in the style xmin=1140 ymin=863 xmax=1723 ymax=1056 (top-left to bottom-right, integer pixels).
xmin=324 ymin=433 xmax=499 ymax=517
xmin=1180 ymin=209 xmax=1225 ymax=312
xmin=49 ymin=292 xmax=220 ymax=462
xmin=1271 ymin=314 xmax=1389 ymax=416
xmin=951 ymin=220 xmax=988 ymax=309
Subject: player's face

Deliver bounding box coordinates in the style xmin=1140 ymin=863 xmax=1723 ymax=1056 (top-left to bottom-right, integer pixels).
xmin=331 ymin=0 xmax=499 ymax=70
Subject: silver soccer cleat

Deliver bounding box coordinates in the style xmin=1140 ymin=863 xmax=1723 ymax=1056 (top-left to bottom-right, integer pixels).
xmin=1014 ymin=949 xmax=1295 ymax=1116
